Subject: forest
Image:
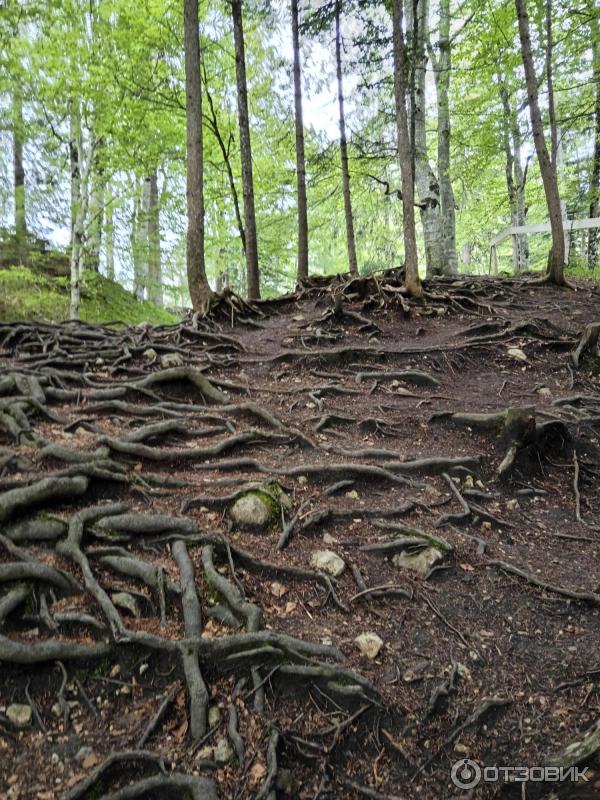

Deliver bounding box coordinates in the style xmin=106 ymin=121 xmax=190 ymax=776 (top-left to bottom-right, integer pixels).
xmin=0 ymin=0 xmax=600 ymax=799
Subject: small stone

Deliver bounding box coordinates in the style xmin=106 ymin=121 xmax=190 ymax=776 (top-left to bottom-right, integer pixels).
xmin=50 ymin=753 xmax=60 ymax=766
xmin=392 ymin=547 xmax=443 ymax=576
xmin=297 ymin=475 xmax=308 ymax=485
xmin=537 ymin=386 xmax=552 ymax=397
xmin=196 ymin=746 xmax=213 ymax=761
xmin=345 ymin=490 xmax=359 ymax=499
xmin=139 ymin=663 xmax=149 ymax=676
xmin=214 ymin=737 xmax=234 ymax=764
xmin=507 ymin=347 xmax=528 ymax=362
xmin=160 ymin=353 xmax=184 ymax=368
xmin=507 ymin=499 xmax=519 ymax=510
xmin=229 ymin=494 xmax=273 ymax=529
xmin=6 ymin=704 xmax=32 ymax=728
xmin=208 ymin=706 xmax=221 ymax=728
xmin=75 ymin=746 xmax=93 ymax=764
xmin=142 ymin=348 xmax=157 ymax=361
xmin=111 ymin=592 xmax=140 ymax=617
xmin=310 ymin=549 xmax=345 ymax=577
xmin=323 ymin=533 xmax=337 ymax=545
xmin=355 ymin=632 xmax=384 ymax=659
xmin=463 ymin=475 xmax=474 ymax=488
xmin=110 ymin=664 xmax=121 ymax=678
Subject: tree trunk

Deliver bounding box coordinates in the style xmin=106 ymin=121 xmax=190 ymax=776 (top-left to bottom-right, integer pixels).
xmin=392 ymin=0 xmax=422 ymax=298
xmin=131 ymin=186 xmax=145 ymax=301
xmin=407 ymin=0 xmax=445 ymax=278
xmin=69 ymin=106 xmax=91 ymax=321
xmin=588 ymin=32 xmax=600 ymax=269
xmin=433 ymin=0 xmax=457 ymax=274
xmin=499 ymin=82 xmax=528 ymax=273
xmin=335 ymin=0 xmax=358 ymax=276
xmin=147 ymin=171 xmax=162 ymax=306
xmin=231 ymin=0 xmax=260 ymax=300
xmin=515 ymin=0 xmax=565 ymax=284
xmin=87 ymin=174 xmax=104 ymax=273
xmin=12 ymin=91 xmax=27 ymax=256
xmin=291 ymin=0 xmax=309 ymax=282
xmin=204 ymin=71 xmax=246 ymax=255
xmin=105 ymin=193 xmax=115 ymax=281
xmin=184 ymin=0 xmax=212 ymax=312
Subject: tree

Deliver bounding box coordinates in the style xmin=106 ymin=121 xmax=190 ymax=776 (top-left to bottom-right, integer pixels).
xmin=231 ymin=0 xmax=260 ymax=299
xmin=334 ymin=0 xmax=358 ymax=276
xmin=184 ymin=0 xmax=212 ymax=312
xmin=392 ymin=0 xmax=422 ymax=298
xmin=515 ymin=0 xmax=565 ymax=284
xmin=12 ymin=90 xmax=27 ymax=254
xmin=588 ymin=29 xmax=600 ymax=268
xmin=430 ymin=0 xmax=457 ymax=274
xmin=291 ymin=0 xmax=309 ymax=282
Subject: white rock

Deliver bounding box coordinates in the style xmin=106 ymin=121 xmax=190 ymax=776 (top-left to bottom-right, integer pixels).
xmin=6 ymin=704 xmax=32 ymax=728
xmin=111 ymin=591 xmax=140 ymax=617
xmin=142 ymin=348 xmax=157 ymax=361
xmin=213 ymin=737 xmax=234 ymax=764
xmin=392 ymin=547 xmax=443 ymax=576
xmin=208 ymin=706 xmax=221 ymax=728
xmin=229 ymin=494 xmax=273 ymax=529
xmin=160 ymin=353 xmax=184 ymax=369
xmin=310 ymin=550 xmax=345 ymax=577
xmin=536 ymin=386 xmax=552 ymax=397
xmin=323 ymin=533 xmax=337 ymax=545
xmin=355 ymin=632 xmax=384 ymax=660
xmin=507 ymin=347 xmax=528 ymax=362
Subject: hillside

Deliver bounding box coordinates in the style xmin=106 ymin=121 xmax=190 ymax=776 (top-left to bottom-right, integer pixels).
xmin=0 ymin=266 xmax=176 ymax=325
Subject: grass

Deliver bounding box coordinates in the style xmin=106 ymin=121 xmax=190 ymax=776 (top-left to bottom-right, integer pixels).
xmin=0 ymin=266 xmax=177 ymax=325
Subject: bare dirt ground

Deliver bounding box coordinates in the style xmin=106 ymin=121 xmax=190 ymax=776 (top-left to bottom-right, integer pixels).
xmin=0 ymin=270 xmax=599 ymax=800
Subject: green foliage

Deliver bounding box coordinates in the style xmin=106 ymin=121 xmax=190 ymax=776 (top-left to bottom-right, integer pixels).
xmin=0 ymin=266 xmax=176 ymax=324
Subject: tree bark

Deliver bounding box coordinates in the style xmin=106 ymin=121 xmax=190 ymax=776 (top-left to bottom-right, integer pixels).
xmin=105 ymin=192 xmax=115 ymax=281
xmin=588 ymin=31 xmax=600 ymax=269
xmin=184 ymin=0 xmax=212 ymax=312
xmin=147 ymin=170 xmax=162 ymax=306
xmin=433 ymin=0 xmax=457 ymax=274
xmin=499 ymin=81 xmax=528 ymax=273
xmin=69 ymin=106 xmax=91 ymax=321
xmin=131 ymin=186 xmax=145 ymax=301
xmin=12 ymin=91 xmax=27 ymax=255
xmin=87 ymin=173 xmax=104 ymax=273
xmin=335 ymin=0 xmax=359 ymax=276
xmin=392 ymin=0 xmax=422 ymax=298
xmin=515 ymin=0 xmax=565 ymax=284
xmin=407 ymin=0 xmax=445 ymax=278
xmin=291 ymin=0 xmax=309 ymax=282
xmin=231 ymin=0 xmax=260 ymax=299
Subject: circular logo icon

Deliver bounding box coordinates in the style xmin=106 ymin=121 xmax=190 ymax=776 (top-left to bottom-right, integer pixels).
xmin=451 ymin=758 xmax=482 ymax=790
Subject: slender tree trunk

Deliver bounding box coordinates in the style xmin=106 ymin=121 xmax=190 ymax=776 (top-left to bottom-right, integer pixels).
xmin=204 ymin=70 xmax=246 ymax=254
xmin=434 ymin=0 xmax=457 ymax=273
xmin=105 ymin=194 xmax=115 ymax=281
xmin=87 ymin=174 xmax=104 ymax=272
xmin=147 ymin=170 xmax=162 ymax=306
xmin=291 ymin=0 xmax=309 ymax=282
xmin=588 ymin=33 xmax=600 ymax=268
xmin=515 ymin=0 xmax=565 ymax=284
xmin=131 ymin=186 xmax=145 ymax=301
xmin=12 ymin=91 xmax=27 ymax=256
xmin=335 ymin=0 xmax=358 ymax=276
xmin=184 ymin=0 xmax=212 ymax=312
xmin=407 ymin=0 xmax=445 ymax=278
xmin=392 ymin=0 xmax=422 ymax=298
xmin=231 ymin=0 xmax=260 ymax=299
xmin=69 ymin=107 xmax=91 ymax=321
xmin=499 ymin=82 xmax=528 ymax=273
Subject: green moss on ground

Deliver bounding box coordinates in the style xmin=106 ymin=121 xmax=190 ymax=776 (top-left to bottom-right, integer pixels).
xmin=0 ymin=266 xmax=176 ymax=325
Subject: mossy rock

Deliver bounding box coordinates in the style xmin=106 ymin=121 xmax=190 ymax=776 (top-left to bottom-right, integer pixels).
xmin=228 ymin=483 xmax=290 ymax=530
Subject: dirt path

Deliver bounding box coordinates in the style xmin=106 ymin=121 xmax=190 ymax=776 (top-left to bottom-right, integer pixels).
xmin=0 ymin=272 xmax=599 ymax=799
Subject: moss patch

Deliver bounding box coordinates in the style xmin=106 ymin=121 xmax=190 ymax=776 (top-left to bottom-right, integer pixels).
xmin=0 ymin=266 xmax=176 ymax=325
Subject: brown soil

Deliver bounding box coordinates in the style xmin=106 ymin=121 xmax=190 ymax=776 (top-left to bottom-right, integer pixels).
xmin=0 ymin=272 xmax=599 ymax=800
